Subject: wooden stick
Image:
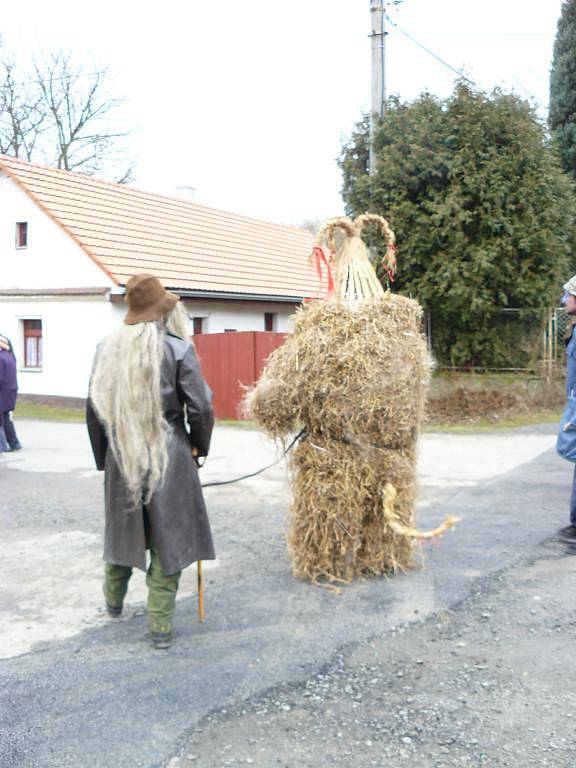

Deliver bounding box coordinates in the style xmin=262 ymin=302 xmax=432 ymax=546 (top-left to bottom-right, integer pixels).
xmin=197 ymin=560 xmax=205 ymax=623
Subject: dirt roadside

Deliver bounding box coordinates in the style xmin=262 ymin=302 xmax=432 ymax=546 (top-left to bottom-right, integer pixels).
xmin=173 ymin=540 xmax=576 ymax=768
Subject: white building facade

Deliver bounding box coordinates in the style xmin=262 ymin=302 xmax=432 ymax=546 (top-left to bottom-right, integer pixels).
xmin=0 ymin=157 xmax=317 ymax=401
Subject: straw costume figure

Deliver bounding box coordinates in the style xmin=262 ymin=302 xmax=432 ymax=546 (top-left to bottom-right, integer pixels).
xmin=246 ymin=214 xmax=457 ymax=588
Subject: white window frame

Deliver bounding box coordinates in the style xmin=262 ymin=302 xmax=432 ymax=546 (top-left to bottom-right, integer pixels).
xmin=19 ymin=317 xmax=43 ymax=371
xmin=15 ymin=222 xmax=29 ymax=249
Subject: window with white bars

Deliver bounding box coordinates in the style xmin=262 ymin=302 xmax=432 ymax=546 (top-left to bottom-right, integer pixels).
xmin=22 ymin=319 xmax=42 ymax=368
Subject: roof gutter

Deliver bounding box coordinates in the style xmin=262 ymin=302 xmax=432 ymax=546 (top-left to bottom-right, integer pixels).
xmin=0 ymin=287 xmax=110 ymax=297
xmin=174 ymin=289 xmax=304 ymax=303
xmin=111 ymin=288 xmax=306 ymax=304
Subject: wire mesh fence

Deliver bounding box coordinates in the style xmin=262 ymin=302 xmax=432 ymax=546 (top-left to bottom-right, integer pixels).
xmin=424 ymin=307 xmax=569 ymax=375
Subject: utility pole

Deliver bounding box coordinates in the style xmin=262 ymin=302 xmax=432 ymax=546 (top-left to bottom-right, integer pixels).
xmin=369 ymin=0 xmax=386 ymax=175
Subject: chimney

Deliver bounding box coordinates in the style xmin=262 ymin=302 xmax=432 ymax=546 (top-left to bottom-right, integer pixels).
xmin=174 ymin=185 xmax=197 ymax=203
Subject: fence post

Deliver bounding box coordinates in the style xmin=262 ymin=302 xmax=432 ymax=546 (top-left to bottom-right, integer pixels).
xmin=551 ymin=309 xmax=557 ymax=367
xmin=546 ymin=310 xmax=554 ymax=380
xmin=426 ymin=311 xmax=432 ymax=358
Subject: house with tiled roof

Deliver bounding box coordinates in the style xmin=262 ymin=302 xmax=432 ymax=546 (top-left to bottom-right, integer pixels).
xmin=0 ymin=156 xmax=319 ymax=401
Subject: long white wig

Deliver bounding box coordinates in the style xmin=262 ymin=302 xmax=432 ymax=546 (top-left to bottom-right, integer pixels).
xmin=89 ymin=301 xmax=190 ymax=505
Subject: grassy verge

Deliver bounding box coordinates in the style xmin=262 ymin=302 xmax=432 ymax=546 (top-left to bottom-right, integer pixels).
xmin=425 ymin=408 xmax=562 ymax=433
xmin=13 ymin=401 xmax=561 ymax=434
xmin=215 ymin=419 xmax=258 ymax=429
xmin=13 ymin=402 xmax=261 ymax=429
xmin=14 ymin=402 xmax=85 ymax=423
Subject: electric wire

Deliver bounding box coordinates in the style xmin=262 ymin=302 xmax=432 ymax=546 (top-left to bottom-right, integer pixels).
xmin=384 ymin=11 xmax=484 ymax=92
xmin=0 ymin=69 xmax=109 ymax=90
xmin=384 ymin=11 xmax=548 ymax=111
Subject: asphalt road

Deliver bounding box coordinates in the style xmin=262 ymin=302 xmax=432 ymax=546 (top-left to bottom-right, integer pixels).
xmin=0 ymin=420 xmax=570 ymax=768
xmin=178 ymin=541 xmax=576 ymax=768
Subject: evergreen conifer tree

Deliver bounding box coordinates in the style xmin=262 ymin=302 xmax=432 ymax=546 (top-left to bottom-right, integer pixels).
xmin=339 ymin=84 xmax=576 ymax=367
xmin=550 ymin=0 xmax=576 ymax=179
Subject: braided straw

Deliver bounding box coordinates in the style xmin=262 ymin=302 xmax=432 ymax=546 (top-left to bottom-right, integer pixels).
xmin=354 ymin=213 xmax=397 ymax=279
xmin=382 ymin=484 xmax=460 ymax=540
xmin=315 ymin=216 xmax=358 ymax=253
xmin=313 ymin=213 xmax=396 ymax=304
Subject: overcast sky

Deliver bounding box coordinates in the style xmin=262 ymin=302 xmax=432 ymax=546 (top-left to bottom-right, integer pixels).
xmin=1 ymin=0 xmax=565 ymax=226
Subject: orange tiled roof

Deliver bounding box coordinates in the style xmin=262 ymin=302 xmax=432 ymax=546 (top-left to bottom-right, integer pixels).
xmin=0 ymin=155 xmax=321 ymax=299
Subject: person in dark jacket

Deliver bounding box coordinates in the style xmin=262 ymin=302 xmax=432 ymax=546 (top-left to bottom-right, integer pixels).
xmin=559 ymin=275 xmax=576 ymax=544
xmin=0 ymin=335 xmax=15 ymax=358
xmin=86 ymin=274 xmax=215 ymax=649
xmin=0 ymin=338 xmax=21 ymax=452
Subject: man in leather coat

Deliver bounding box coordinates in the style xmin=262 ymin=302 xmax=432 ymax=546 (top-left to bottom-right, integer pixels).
xmin=86 ymin=275 xmax=215 ymax=648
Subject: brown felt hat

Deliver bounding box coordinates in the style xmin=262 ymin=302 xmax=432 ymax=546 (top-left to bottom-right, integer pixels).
xmin=124 ymin=274 xmax=179 ymax=325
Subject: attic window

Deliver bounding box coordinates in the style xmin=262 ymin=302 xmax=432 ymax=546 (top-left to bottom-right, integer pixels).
xmin=16 ymin=222 xmax=28 ymax=249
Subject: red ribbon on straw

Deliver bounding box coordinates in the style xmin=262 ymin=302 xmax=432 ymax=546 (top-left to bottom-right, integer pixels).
xmin=312 ymin=246 xmax=335 ymax=296
xmin=382 ymin=243 xmax=397 ymax=284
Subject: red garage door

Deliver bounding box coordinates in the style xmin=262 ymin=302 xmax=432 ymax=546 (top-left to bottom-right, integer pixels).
xmin=193 ymin=331 xmax=287 ymax=420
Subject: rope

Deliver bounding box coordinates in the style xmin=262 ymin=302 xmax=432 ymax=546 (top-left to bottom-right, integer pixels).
xmin=200 ymin=428 xmax=307 ymax=488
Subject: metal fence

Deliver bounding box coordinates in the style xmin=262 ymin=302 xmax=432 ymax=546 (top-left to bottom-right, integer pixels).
xmin=424 ymin=307 xmax=569 ymax=374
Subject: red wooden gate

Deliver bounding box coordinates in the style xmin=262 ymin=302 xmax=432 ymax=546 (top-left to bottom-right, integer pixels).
xmin=193 ymin=331 xmax=287 ymax=420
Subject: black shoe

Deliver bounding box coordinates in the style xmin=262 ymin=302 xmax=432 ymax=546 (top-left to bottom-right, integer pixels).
xmin=558 ymin=525 xmax=576 ymax=544
xmin=151 ymin=631 xmax=172 ymax=649
xmin=106 ymin=602 xmax=123 ymax=618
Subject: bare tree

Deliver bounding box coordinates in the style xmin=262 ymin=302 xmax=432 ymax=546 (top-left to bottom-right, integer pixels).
xmin=0 ymin=44 xmax=134 ymax=180
xmin=35 ymin=52 xmax=130 ymax=176
xmin=0 ymin=58 xmax=46 ymax=160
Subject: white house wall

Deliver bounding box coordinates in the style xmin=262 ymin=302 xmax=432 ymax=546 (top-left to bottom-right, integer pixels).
xmin=0 ymin=171 xmax=114 ymax=290
xmin=0 ymin=169 xmax=300 ymax=398
xmin=112 ymin=299 xmax=295 ymax=335
xmin=1 ymin=296 xmax=118 ymax=399
xmin=0 ymin=296 xmax=297 ymax=399
xmin=180 ymin=299 xmax=296 ymax=333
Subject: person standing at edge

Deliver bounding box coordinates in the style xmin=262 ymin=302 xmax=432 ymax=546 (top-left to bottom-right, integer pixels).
xmin=0 ymin=337 xmax=21 ymax=452
xmin=559 ymin=274 xmax=576 ymax=544
xmin=0 ymin=335 xmax=15 ymax=358
xmin=86 ymin=274 xmax=215 ymax=649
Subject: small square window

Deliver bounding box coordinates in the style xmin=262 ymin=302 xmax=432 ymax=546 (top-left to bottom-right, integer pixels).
xmin=264 ymin=312 xmax=277 ymax=332
xmin=224 ymin=329 xmax=237 ymax=333
xmin=16 ymin=222 xmax=28 ymax=249
xmin=193 ymin=317 xmax=204 ymax=335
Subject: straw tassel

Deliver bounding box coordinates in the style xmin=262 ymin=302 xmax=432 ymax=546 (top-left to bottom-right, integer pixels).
xmin=382 ymin=483 xmax=460 ymax=540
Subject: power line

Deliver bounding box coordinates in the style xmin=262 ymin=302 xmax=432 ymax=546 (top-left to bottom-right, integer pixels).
xmin=384 ymin=12 xmax=549 ymax=112
xmin=511 ymin=74 xmax=548 ymax=112
xmin=0 ymin=68 xmax=108 ymax=90
xmin=384 ymin=12 xmax=484 ymax=92
xmin=414 ymin=33 xmax=553 ymax=39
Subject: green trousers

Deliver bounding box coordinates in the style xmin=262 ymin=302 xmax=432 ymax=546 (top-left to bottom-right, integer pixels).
xmin=104 ymin=549 xmax=181 ymax=634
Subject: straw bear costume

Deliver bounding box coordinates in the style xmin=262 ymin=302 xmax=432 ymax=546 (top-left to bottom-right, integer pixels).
xmin=247 ymin=215 xmax=455 ymax=586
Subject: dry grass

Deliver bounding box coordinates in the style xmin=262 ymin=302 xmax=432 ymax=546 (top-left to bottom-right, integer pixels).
xmin=426 ymin=371 xmax=565 ymax=426
xmin=246 ymin=295 xmax=429 ymax=445
xmin=288 ymin=436 xmax=418 ymax=585
xmin=246 ymin=284 xmax=433 ymax=586
xmin=244 ymin=214 xmax=467 ymax=588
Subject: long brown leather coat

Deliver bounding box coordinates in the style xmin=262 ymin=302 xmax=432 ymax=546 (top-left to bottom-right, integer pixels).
xmin=87 ymin=333 xmax=215 ymax=575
